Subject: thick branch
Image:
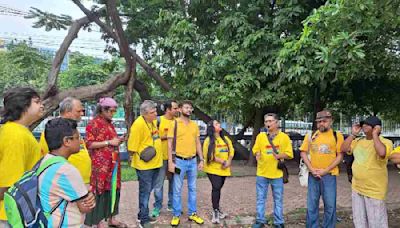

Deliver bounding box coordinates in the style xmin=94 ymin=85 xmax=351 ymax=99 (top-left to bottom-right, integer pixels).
xmin=32 ymin=71 xmax=128 ymax=129
xmin=72 ymin=0 xmax=171 ymax=90
xmin=107 ymin=0 xmax=132 ymax=76
xmin=43 ymin=16 xmax=91 ymax=99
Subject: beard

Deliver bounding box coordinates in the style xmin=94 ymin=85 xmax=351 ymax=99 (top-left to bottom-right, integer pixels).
xmin=319 ymin=126 xmax=329 ymax=132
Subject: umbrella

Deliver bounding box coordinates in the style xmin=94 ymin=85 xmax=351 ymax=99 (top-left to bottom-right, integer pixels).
xmin=111 ymin=146 xmax=119 ymax=214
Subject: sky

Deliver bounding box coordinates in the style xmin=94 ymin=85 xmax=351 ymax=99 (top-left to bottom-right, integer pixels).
xmin=0 ymin=0 xmax=112 ymax=58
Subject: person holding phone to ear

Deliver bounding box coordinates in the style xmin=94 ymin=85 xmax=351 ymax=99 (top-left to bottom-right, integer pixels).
xmin=341 ymin=116 xmax=393 ymax=228
xmin=203 ymin=120 xmax=234 ymax=224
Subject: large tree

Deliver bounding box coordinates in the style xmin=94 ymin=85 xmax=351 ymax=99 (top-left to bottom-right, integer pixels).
xmin=276 ymin=0 xmax=400 ymax=119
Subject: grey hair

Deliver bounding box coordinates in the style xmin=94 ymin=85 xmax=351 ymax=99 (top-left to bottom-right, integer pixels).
xmin=59 ymin=97 xmax=79 ymax=114
xmin=264 ymin=113 xmax=279 ymax=121
xmin=140 ymin=100 xmax=157 ymax=115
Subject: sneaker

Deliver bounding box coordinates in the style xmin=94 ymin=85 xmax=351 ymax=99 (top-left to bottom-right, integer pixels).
xmin=171 ymin=216 xmax=180 ymax=226
xmin=211 ymin=209 xmax=220 ymax=224
xmin=167 ymin=206 xmax=173 ymax=212
xmin=188 ymin=213 xmax=204 ymax=225
xmin=149 ymin=217 xmax=157 ymax=224
xmin=151 ymin=208 xmax=160 ymax=218
xmin=217 ymin=209 xmax=227 ymax=219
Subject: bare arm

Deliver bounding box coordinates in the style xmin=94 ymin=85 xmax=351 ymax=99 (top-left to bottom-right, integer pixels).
xmin=0 ymin=187 xmax=8 ymax=200
xmin=87 ymin=138 xmax=121 ymax=149
xmin=196 ymin=136 xmax=204 ymax=170
xmin=341 ymin=124 xmax=361 ymax=153
xmin=371 ymin=126 xmax=386 ymax=159
xmin=300 ymin=151 xmax=314 ymax=172
xmin=390 ymin=153 xmax=400 ymax=164
xmin=76 ymin=192 xmax=96 ymax=213
xmin=167 ymin=137 xmax=175 ymax=173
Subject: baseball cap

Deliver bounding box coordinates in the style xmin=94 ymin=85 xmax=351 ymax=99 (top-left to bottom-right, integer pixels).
xmin=315 ymin=110 xmax=332 ymax=121
xmin=360 ymin=116 xmax=382 ymax=128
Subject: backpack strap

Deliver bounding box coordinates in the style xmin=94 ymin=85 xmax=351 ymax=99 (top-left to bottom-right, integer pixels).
xmin=36 ymin=156 xmax=67 ymax=176
xmin=157 ymin=116 xmax=161 ymax=128
xmin=37 ymin=156 xmax=68 ymax=227
xmin=172 ymin=120 xmax=178 ymax=161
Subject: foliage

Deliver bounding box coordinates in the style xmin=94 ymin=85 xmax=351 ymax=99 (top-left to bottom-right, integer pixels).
xmin=121 ymin=0 xmax=327 ymax=123
xmin=25 ymin=7 xmax=72 ymax=31
xmin=0 ymin=41 xmax=51 ymax=92
xmin=276 ymin=0 xmax=400 ymax=117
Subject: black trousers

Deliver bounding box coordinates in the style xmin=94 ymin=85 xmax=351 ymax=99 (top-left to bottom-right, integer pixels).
xmin=207 ymin=173 xmax=226 ymax=210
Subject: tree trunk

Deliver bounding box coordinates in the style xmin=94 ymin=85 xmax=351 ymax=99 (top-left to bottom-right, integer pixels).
xmin=248 ymin=108 xmax=263 ymax=165
xmin=123 ymin=59 xmax=136 ymax=137
xmin=312 ymin=86 xmax=324 ymax=130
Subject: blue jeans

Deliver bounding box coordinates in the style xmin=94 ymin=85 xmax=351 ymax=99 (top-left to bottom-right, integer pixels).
xmin=136 ymin=168 xmax=160 ymax=224
xmin=306 ymin=174 xmax=337 ymax=228
xmin=153 ymin=160 xmax=173 ymax=209
xmin=256 ymin=176 xmax=284 ymax=225
xmin=172 ymin=157 xmax=197 ymax=217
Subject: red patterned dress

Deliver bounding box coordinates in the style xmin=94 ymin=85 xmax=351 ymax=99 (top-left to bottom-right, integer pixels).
xmin=85 ymin=115 xmax=121 ymax=194
xmin=84 ymin=115 xmax=121 ymax=225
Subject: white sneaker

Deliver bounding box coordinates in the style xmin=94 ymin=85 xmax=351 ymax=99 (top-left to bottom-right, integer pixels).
xmin=218 ymin=209 xmax=227 ymax=219
xmin=211 ymin=209 xmax=220 ymax=224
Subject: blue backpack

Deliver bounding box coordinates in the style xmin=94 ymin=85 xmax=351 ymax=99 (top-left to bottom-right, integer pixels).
xmin=4 ymin=156 xmax=66 ymax=228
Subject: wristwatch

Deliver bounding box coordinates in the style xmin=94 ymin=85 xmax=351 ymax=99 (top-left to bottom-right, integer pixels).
xmin=105 ymin=140 xmax=110 ymax=146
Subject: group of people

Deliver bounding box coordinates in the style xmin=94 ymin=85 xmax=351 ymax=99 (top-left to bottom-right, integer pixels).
xmin=0 ymin=86 xmax=399 ymax=228
xmin=127 ymin=99 xmax=234 ymax=227
xmin=251 ymin=110 xmax=400 ymax=228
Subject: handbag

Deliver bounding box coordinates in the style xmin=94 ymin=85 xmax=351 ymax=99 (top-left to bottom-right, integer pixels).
xmin=140 ymin=117 xmax=157 ymax=162
xmin=140 ymin=146 xmax=156 ymax=162
xmin=298 ymin=132 xmax=313 ymax=187
xmin=266 ymin=133 xmax=289 ymax=184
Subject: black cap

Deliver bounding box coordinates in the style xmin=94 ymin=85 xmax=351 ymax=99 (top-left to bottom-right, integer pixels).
xmin=360 ymin=116 xmax=382 ymax=128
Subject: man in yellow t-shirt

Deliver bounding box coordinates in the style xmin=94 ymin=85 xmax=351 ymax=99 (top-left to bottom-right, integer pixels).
xmin=127 ymin=100 xmax=162 ymax=227
xmin=341 ymin=116 xmax=393 ymax=228
xmin=151 ymin=100 xmax=179 ymax=218
xmin=299 ymin=110 xmax=344 ymax=228
xmin=252 ymin=113 xmax=293 ymax=228
xmin=167 ymin=100 xmax=205 ymax=226
xmin=39 ymin=97 xmax=92 ymax=184
xmin=0 ymin=87 xmax=43 ymax=226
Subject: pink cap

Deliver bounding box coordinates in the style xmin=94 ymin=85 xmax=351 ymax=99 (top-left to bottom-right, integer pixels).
xmin=98 ymin=97 xmax=118 ymax=108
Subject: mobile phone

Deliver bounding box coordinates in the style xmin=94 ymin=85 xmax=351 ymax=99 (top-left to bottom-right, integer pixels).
xmin=175 ymin=167 xmax=181 ymax=174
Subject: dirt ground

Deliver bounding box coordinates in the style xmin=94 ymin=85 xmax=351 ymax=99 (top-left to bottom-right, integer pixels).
xmin=113 ymin=160 xmax=400 ymax=227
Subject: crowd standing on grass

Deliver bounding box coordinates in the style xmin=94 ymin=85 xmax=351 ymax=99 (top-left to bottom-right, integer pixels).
xmin=2 ymin=86 xmax=400 ymax=228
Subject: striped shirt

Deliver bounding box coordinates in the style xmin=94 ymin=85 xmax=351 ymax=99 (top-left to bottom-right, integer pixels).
xmin=39 ymin=154 xmax=88 ymax=228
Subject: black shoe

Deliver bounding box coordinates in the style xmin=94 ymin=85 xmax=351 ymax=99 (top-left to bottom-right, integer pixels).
xmin=273 ymin=224 xmax=285 ymax=228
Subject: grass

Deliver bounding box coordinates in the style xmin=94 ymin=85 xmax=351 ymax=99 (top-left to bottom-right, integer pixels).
xmin=121 ymin=161 xmax=251 ymax=182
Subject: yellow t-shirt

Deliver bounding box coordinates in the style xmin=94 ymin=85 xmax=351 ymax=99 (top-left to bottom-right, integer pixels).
xmin=299 ymin=129 xmax=344 ymax=176
xmin=167 ymin=118 xmax=200 ymax=158
xmin=158 ymin=116 xmax=175 ymax=160
xmin=39 ymin=132 xmax=92 ymax=184
xmin=127 ymin=116 xmax=162 ymax=170
xmin=252 ymin=131 xmax=293 ymax=179
xmin=203 ymin=136 xmax=235 ymax=176
xmin=0 ymin=122 xmax=41 ymax=220
xmin=350 ymin=136 xmax=393 ymax=200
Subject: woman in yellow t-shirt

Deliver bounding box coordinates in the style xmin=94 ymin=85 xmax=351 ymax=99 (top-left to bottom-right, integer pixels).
xmin=203 ymin=120 xmax=234 ymax=224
